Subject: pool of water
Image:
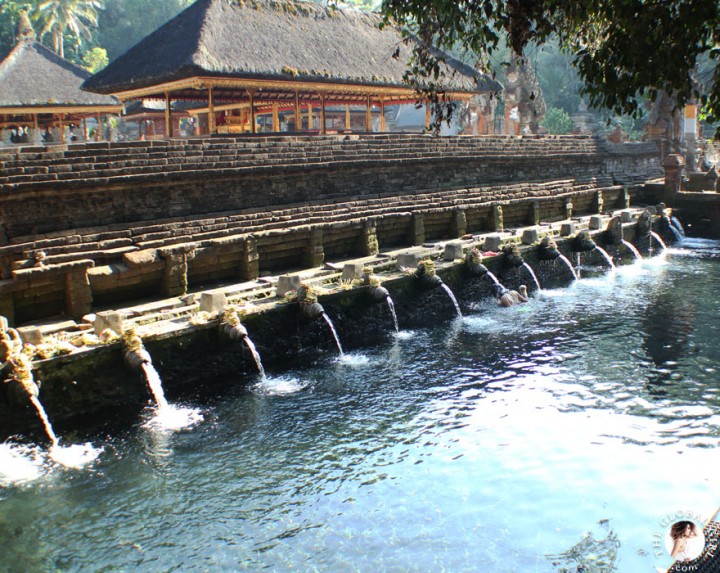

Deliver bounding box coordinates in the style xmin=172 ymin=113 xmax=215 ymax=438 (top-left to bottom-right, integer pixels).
xmin=2 ymin=238 xmax=720 ymax=573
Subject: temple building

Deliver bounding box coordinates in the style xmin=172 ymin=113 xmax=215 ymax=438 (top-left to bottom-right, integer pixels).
xmin=83 ymin=0 xmax=501 ymax=137
xmin=0 ymin=12 xmax=122 ymax=146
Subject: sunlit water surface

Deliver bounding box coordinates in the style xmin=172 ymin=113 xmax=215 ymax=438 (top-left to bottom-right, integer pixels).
xmin=1 ymin=239 xmax=719 ymax=572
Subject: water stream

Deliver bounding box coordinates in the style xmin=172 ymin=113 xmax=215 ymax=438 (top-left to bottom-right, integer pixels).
xmin=556 ymin=253 xmax=579 ymax=281
xmin=650 ymin=230 xmax=668 ymax=253
xmin=386 ymin=296 xmax=399 ymax=333
xmin=594 ymin=245 xmax=616 ymax=270
xmin=621 ymin=239 xmax=642 ymax=260
xmin=670 ymin=216 xmax=686 ymax=237
xmin=322 ymin=312 xmax=344 ymax=356
xmin=141 ymin=362 xmax=170 ymax=411
xmin=521 ymin=261 xmax=542 ymax=291
xmin=243 ymin=336 xmax=267 ymax=380
xmin=440 ymin=282 xmax=462 ymax=317
xmin=28 ymin=395 xmax=58 ymax=448
xmin=486 ymin=271 xmax=501 ymax=286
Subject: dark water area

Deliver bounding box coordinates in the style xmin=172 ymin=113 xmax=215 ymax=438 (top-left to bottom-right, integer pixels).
xmin=1 ymin=238 xmax=719 ymax=572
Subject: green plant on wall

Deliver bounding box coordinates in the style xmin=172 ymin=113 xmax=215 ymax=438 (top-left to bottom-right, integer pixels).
xmin=541 ymin=107 xmax=574 ymax=134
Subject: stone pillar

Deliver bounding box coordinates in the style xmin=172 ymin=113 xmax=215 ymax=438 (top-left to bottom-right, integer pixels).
xmin=358 ymin=219 xmax=379 ymax=256
xmin=662 ymin=154 xmax=685 ymax=203
xmin=241 ymin=236 xmax=259 ymax=280
xmin=1 ymin=128 xmax=12 ymax=146
xmin=491 ymin=205 xmax=504 ymax=232
xmin=621 ymin=186 xmax=632 ymax=209
xmin=30 ymin=127 xmax=43 ymax=145
xmin=159 ymin=243 xmax=197 ymax=297
xmin=303 ymin=229 xmax=324 ymax=268
xmin=564 ymin=197 xmax=573 ymax=220
xmin=594 ymin=191 xmax=604 ymax=214
xmin=408 ymin=213 xmax=425 ymax=246
xmin=450 ymin=209 xmax=467 ymax=238
xmin=65 ymin=267 xmax=93 ymax=319
xmin=528 ymin=201 xmax=541 ymax=226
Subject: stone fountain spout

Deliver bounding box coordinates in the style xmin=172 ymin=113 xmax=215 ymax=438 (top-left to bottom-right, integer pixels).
xmin=122 ymin=332 xmax=152 ymax=371
xmin=220 ymin=309 xmax=249 ymax=341
xmin=572 ymin=230 xmax=596 ymax=252
xmin=502 ymin=244 xmax=525 ymax=268
xmin=537 ymin=236 xmax=561 ymax=260
xmin=361 ymin=267 xmax=389 ymax=302
xmin=414 ymin=259 xmax=443 ymax=290
xmin=464 ymin=247 xmax=489 ymax=277
xmin=636 ymin=210 xmax=653 ymax=239
xmin=296 ymin=284 xmax=325 ymax=320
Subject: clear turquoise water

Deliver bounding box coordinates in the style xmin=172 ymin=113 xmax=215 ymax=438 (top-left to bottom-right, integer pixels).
xmin=1 ymin=238 xmax=719 ymax=573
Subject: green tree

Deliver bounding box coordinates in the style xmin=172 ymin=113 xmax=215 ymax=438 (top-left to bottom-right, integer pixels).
xmin=33 ymin=0 xmax=103 ymax=58
xmin=541 ymin=107 xmax=574 ymax=134
xmin=0 ymin=1 xmax=38 ymax=53
xmin=380 ymin=0 xmax=720 ymax=130
xmin=98 ymin=0 xmax=194 ymax=61
xmin=81 ymin=45 xmax=107 ymax=71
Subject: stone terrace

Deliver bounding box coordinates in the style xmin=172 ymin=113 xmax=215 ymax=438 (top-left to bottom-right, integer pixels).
xmin=0 ymin=134 xmax=662 ymax=324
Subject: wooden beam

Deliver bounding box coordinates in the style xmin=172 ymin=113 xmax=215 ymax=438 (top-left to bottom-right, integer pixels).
xmin=365 ymin=96 xmax=372 ymax=132
xmin=295 ymin=92 xmax=301 ymax=131
xmin=164 ymin=92 xmax=173 ymax=138
xmin=57 ymin=114 xmax=64 ymax=144
xmin=307 ymin=102 xmax=313 ymax=130
xmin=272 ymin=102 xmax=280 ymax=132
xmin=247 ymin=90 xmax=256 ymax=134
xmin=379 ymin=97 xmax=386 ymax=132
xmin=345 ymin=104 xmax=350 ymax=131
xmin=207 ymin=85 xmax=216 ymax=134
xmin=96 ymin=113 xmax=101 ymax=141
xmin=319 ymin=94 xmax=326 ymax=135
xmin=425 ymin=102 xmax=431 ymax=131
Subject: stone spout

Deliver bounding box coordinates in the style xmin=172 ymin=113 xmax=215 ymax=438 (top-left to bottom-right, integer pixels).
xmin=300 ymin=301 xmax=325 ymax=320
xmin=1 ymin=354 xmax=40 ymax=406
xmin=572 ymin=230 xmax=596 ymax=252
xmin=121 ymin=329 xmax=152 ymax=371
xmin=636 ymin=210 xmax=653 ymax=238
xmin=464 ymin=248 xmax=488 ymax=277
xmin=220 ymin=321 xmax=248 ymax=342
xmin=414 ymin=260 xmax=443 ymax=291
xmin=367 ymin=285 xmax=390 ymax=302
xmin=502 ymin=244 xmax=525 ymax=268
xmin=537 ymin=236 xmax=561 ymax=260
xmin=220 ymin=310 xmax=249 ymax=341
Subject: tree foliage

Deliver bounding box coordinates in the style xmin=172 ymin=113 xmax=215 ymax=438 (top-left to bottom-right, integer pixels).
xmin=81 ymin=45 xmax=108 ymax=72
xmin=380 ymin=0 xmax=720 ymax=129
xmin=541 ymin=107 xmax=573 ymax=134
xmin=33 ymin=0 xmax=104 ymax=58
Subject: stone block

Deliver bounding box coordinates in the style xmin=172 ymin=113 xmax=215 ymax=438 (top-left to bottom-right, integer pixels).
xmin=396 ymin=252 xmax=419 ymax=270
xmin=483 ymin=235 xmax=503 ymax=252
xmin=588 ymin=216 xmax=604 ymax=230
xmin=560 ymin=222 xmax=576 ymax=236
xmin=94 ymin=310 xmax=123 ymax=335
xmin=276 ymin=275 xmax=302 ymax=297
xmin=620 ymin=210 xmax=634 ymax=223
xmin=521 ymin=229 xmax=539 ymax=245
xmin=199 ymin=291 xmax=226 ymax=314
xmin=342 ymin=263 xmax=364 ymax=281
xmin=443 ymin=242 xmax=464 ymax=261
xmin=17 ymin=326 xmax=43 ymax=345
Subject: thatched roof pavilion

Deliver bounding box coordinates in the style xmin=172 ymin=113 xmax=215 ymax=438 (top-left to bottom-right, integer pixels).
xmin=83 ymin=0 xmax=501 ymax=136
xmin=0 ymin=22 xmax=122 ymax=145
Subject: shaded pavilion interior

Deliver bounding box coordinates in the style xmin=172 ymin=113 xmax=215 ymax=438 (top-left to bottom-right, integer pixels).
xmin=83 ymin=0 xmax=502 ymax=137
xmin=0 ymin=22 xmax=122 ymax=146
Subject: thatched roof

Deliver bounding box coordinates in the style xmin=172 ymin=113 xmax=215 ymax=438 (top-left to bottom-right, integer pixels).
xmin=83 ymin=0 xmax=501 ymax=97
xmin=0 ymin=40 xmax=119 ymax=108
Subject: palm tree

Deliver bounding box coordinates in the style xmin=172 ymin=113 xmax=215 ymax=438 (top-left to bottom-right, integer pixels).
xmin=33 ymin=0 xmax=103 ymax=58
